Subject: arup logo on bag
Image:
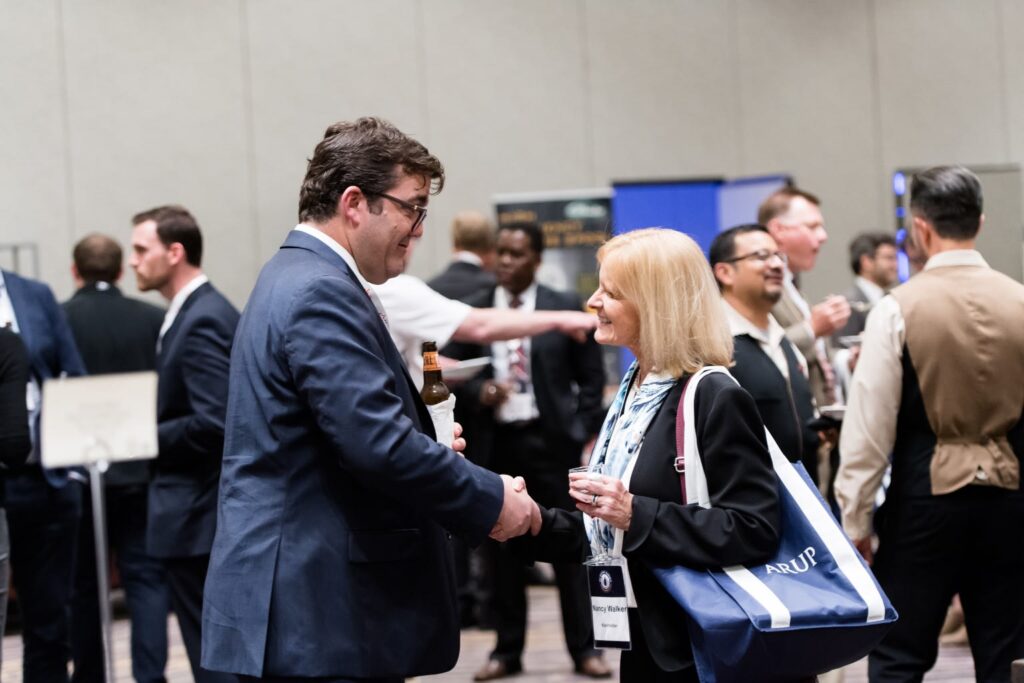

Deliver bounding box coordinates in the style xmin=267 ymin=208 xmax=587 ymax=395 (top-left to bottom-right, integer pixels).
xmin=764 ymin=546 xmax=818 ymax=575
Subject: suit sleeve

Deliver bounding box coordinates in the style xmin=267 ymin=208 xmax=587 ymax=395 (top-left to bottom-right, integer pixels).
xmin=508 ymin=506 xmax=590 ymax=565
xmin=624 ymin=376 xmax=781 ymax=569
xmin=283 ymin=277 xmax=503 ymax=544
xmin=0 ymin=330 xmax=31 ymax=467
xmin=158 ymin=312 xmax=234 ymax=463
xmin=784 ymin=319 xmax=816 ymax=358
xmin=43 ymin=284 xmax=86 ymax=377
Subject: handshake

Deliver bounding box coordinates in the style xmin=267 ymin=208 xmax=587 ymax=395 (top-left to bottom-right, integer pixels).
xmin=489 ymin=475 xmax=543 ymax=541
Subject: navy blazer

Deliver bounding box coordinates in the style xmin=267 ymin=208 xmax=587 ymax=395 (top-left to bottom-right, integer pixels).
xmin=148 ymin=281 xmax=239 ymax=558
xmin=202 ymin=231 xmax=504 ymax=679
xmin=2 ymin=270 xmax=86 ymax=486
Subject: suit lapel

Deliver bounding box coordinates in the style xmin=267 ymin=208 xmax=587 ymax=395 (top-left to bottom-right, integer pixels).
xmin=160 ymin=283 xmax=208 ymax=356
xmin=282 ymin=233 xmax=431 ymax=433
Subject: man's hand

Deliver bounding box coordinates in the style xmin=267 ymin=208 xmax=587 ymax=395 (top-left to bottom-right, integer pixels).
xmin=479 ymin=380 xmax=511 ymax=408
xmin=847 ymin=344 xmax=861 ymax=373
xmin=490 ymin=475 xmax=534 ymax=541
xmin=854 ymin=537 xmax=874 ymax=565
xmin=810 ymin=295 xmax=851 ymax=338
xmin=555 ymin=311 xmax=598 ymax=343
xmin=452 ymin=421 xmax=466 ymax=456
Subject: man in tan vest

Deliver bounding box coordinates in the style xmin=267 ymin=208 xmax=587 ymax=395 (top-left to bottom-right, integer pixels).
xmin=837 ymin=165 xmax=1024 ymax=682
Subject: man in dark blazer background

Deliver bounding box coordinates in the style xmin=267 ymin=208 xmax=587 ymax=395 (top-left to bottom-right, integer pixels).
xmin=0 ymin=267 xmax=85 ymax=683
xmin=427 ymin=210 xmax=497 ymax=302
xmin=63 ymin=233 xmax=170 ymax=683
xmin=451 ymin=222 xmax=609 ymax=681
xmin=130 ymin=206 xmax=239 ymax=683
xmin=710 ymin=224 xmax=820 ymax=481
xmin=202 ymin=117 xmax=533 ymax=682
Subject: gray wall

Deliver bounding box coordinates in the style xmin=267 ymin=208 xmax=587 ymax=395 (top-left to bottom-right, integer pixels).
xmin=2 ymin=0 xmax=1023 ymax=307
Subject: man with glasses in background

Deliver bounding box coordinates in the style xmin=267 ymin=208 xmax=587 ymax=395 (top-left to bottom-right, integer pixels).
xmin=710 ymin=224 xmax=820 ymax=483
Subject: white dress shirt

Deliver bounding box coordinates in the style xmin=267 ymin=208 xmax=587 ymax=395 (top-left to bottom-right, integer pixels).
xmin=722 ymin=300 xmax=808 ymax=380
xmin=491 ymin=283 xmax=540 ymax=423
xmin=158 ymin=273 xmax=209 ymax=351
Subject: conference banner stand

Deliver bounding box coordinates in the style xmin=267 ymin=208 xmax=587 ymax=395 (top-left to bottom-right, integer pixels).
xmin=41 ymin=372 xmax=159 ymax=683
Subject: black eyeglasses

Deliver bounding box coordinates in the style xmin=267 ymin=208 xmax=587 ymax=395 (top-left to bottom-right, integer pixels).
xmin=368 ymin=192 xmax=428 ymax=231
xmin=726 ymin=249 xmax=787 ymax=266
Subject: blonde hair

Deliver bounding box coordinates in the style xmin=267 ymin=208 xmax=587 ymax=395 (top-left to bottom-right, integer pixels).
xmin=451 ymin=210 xmax=495 ymax=253
xmin=597 ymin=228 xmax=733 ymax=376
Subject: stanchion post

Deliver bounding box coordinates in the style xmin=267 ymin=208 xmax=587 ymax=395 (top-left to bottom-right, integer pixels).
xmin=87 ymin=457 xmax=116 ymax=683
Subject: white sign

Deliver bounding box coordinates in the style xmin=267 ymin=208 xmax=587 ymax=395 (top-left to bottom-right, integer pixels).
xmin=41 ymin=372 xmax=158 ymax=468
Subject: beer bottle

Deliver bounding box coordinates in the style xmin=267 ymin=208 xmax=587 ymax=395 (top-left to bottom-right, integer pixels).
xmin=421 ymin=341 xmax=450 ymax=405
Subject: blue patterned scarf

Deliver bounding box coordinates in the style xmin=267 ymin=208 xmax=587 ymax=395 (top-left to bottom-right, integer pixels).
xmin=586 ymin=361 xmax=678 ymax=556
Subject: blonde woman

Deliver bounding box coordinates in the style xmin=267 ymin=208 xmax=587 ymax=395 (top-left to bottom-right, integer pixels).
xmin=521 ymin=229 xmax=781 ymax=681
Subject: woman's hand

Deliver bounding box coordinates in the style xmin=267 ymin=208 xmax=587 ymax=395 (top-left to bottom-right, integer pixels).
xmin=568 ymin=471 xmax=633 ymax=531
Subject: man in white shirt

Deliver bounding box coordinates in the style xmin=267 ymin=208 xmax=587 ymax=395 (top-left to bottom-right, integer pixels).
xmin=374 ymin=268 xmax=596 ymax=390
xmin=710 ymin=224 xmax=820 ymax=481
xmin=836 ymin=166 xmax=1024 ymax=682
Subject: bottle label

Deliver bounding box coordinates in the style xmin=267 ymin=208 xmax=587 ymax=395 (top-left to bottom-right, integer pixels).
xmin=423 ymin=350 xmax=441 ymax=372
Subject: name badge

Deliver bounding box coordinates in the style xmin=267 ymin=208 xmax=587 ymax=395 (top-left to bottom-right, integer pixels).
xmin=587 ymin=561 xmax=631 ymax=650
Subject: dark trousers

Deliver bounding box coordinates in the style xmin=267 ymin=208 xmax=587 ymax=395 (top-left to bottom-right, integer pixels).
xmin=488 ymin=422 xmax=596 ymax=666
xmin=72 ymin=485 xmax=170 ymax=683
xmin=868 ymin=487 xmax=1024 ymax=683
xmin=165 ymin=554 xmax=237 ymax=683
xmin=6 ymin=468 xmax=82 ymax=683
xmin=238 ymin=676 xmax=401 ymax=683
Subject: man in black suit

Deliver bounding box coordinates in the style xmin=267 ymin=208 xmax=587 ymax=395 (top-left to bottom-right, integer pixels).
xmin=454 ymin=222 xmax=609 ymax=681
xmin=63 ymin=233 xmax=170 ymax=683
xmin=129 ymin=206 xmax=239 ymax=683
xmin=710 ymin=224 xmax=820 ymax=481
xmin=427 ymin=210 xmax=497 ymax=302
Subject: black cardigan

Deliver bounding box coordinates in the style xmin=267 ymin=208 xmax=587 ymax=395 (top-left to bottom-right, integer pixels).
xmin=517 ymin=372 xmax=781 ymax=674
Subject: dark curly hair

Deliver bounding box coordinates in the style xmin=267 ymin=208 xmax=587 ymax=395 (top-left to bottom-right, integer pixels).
xmin=298 ymin=117 xmax=445 ymax=223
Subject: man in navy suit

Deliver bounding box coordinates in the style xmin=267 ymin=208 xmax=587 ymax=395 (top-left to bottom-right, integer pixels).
xmin=130 ymin=205 xmax=239 ymax=683
xmin=0 ymin=268 xmax=86 ymax=683
xmin=202 ymin=117 xmax=535 ymax=682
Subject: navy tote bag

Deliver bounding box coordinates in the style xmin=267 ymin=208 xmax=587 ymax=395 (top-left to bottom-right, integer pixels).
xmin=651 ymin=367 xmax=897 ymax=683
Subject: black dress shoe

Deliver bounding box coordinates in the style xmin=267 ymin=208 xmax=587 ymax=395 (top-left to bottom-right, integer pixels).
xmin=575 ymin=654 xmax=612 ymax=679
xmin=473 ymin=658 xmax=522 ymax=681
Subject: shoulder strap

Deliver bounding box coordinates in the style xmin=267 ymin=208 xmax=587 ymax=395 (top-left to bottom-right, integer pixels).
xmin=674 ymin=366 xmax=739 ymax=507
xmin=674 ymin=377 xmax=690 ymax=504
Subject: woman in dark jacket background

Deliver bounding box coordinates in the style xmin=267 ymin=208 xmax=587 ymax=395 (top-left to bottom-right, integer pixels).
xmin=519 ymin=228 xmax=781 ymax=681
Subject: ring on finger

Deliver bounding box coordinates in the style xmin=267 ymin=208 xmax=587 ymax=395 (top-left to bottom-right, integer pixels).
xmin=591 ymin=493 xmax=598 ymax=505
